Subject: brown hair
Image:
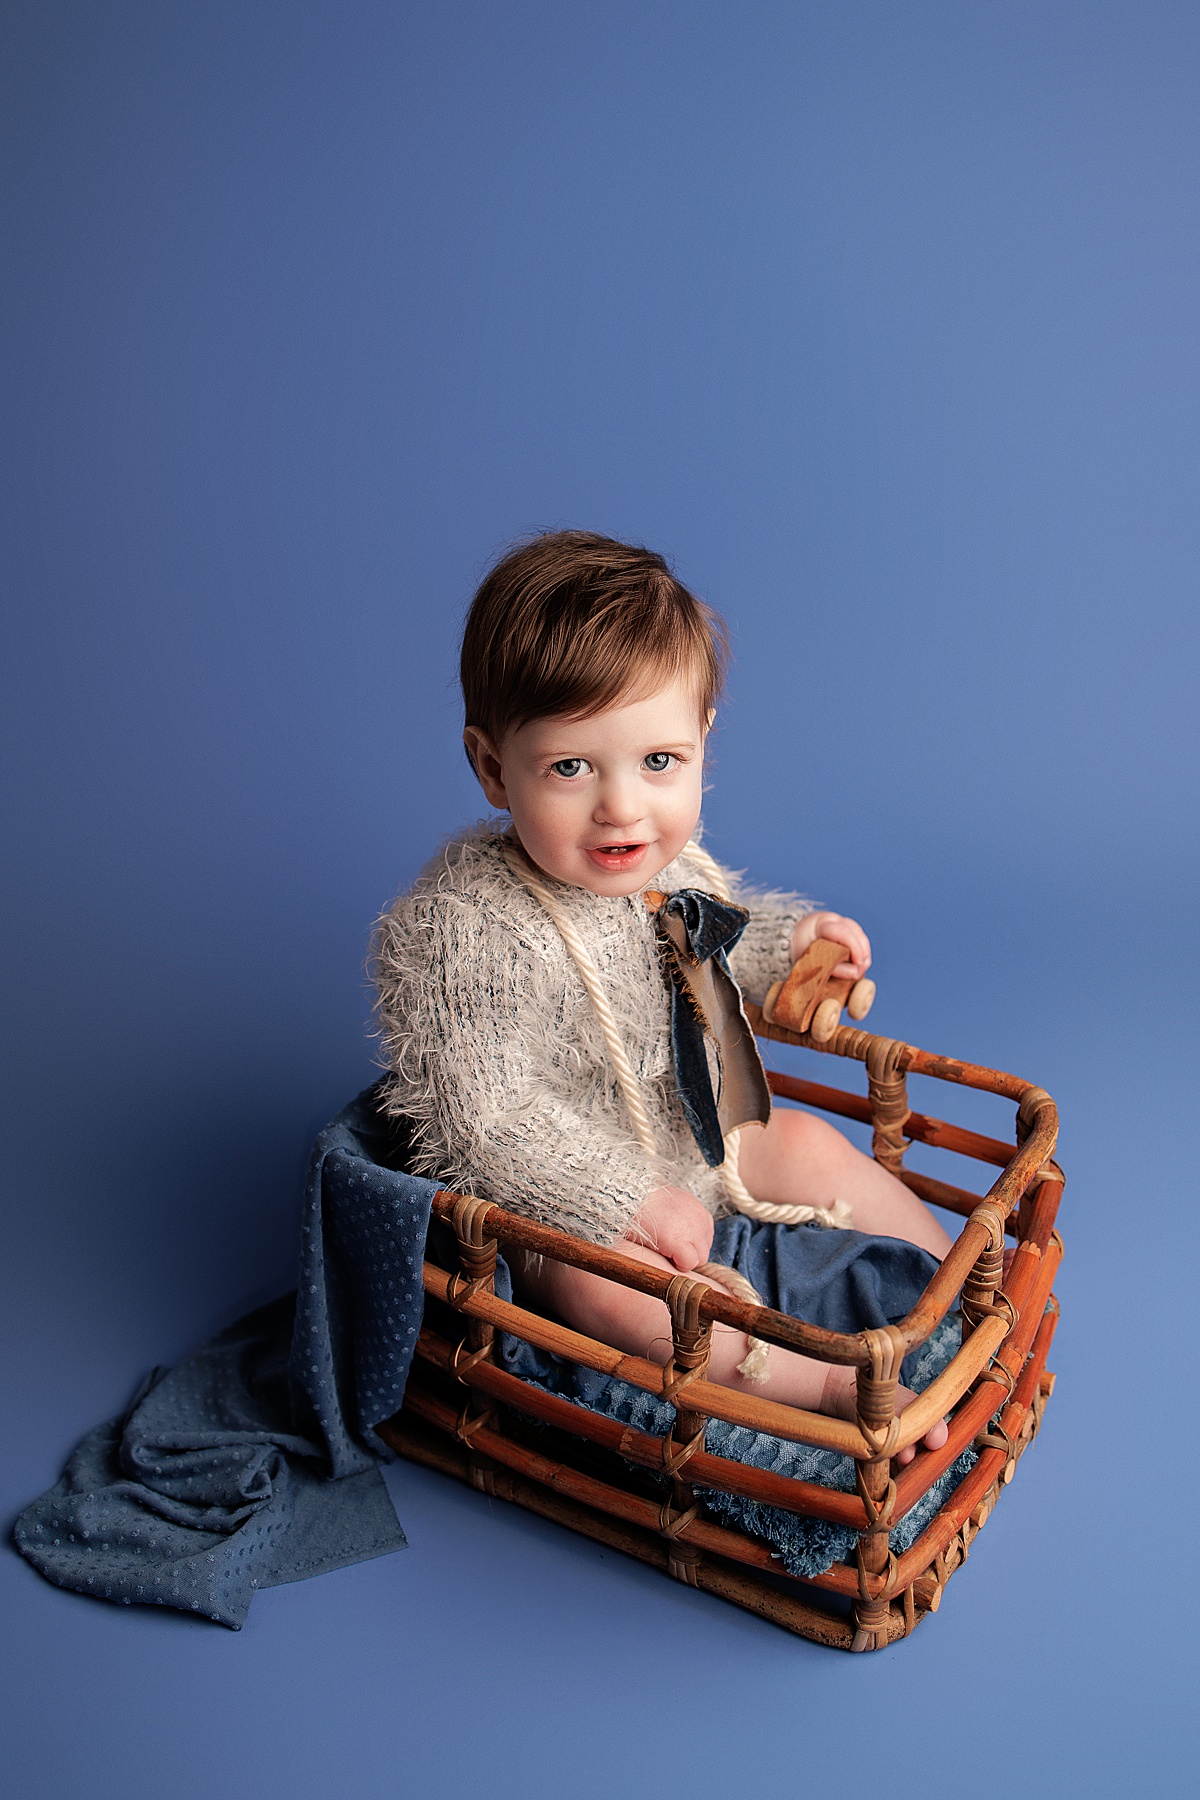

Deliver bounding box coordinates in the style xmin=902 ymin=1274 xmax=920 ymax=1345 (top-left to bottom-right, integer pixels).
xmin=460 ymin=530 xmax=727 ymax=754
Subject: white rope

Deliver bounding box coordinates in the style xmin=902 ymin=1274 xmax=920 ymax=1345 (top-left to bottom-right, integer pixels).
xmin=718 ymin=1121 xmax=852 ymax=1229
xmin=500 ymin=844 xmax=661 ymax=1159
xmin=502 ymin=837 xmax=851 ymax=1383
xmin=695 ymin=1259 xmax=772 ymax=1382
xmin=681 ymin=843 xmax=851 ymax=1231
xmin=677 ymin=838 xmax=733 ymax=902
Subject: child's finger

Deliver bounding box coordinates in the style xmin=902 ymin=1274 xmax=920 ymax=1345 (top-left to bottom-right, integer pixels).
xmin=890 ymin=1381 xmax=949 ymax=1465
xmin=895 ymin=1417 xmax=949 ymax=1465
xmin=815 ymin=920 xmax=871 ymax=971
xmin=672 ymin=1232 xmax=712 ymax=1271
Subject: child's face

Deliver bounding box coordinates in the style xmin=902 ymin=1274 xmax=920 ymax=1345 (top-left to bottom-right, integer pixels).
xmin=464 ymin=674 xmax=707 ymax=895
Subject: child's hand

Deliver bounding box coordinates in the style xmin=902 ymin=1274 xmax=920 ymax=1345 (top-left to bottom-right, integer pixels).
xmin=621 ymin=1186 xmax=715 ymax=1272
xmin=791 ymin=911 xmax=872 ymax=982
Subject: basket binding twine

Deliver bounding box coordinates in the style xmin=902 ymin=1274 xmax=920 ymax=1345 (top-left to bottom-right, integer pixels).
xmin=501 ymin=837 xmax=853 ymax=1382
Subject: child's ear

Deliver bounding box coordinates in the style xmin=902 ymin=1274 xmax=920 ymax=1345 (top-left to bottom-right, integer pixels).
xmin=463 ymin=726 xmax=509 ymax=809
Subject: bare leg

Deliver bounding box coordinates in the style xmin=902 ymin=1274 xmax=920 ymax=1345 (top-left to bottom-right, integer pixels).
xmin=511 ymin=1105 xmax=953 ymax=1459
xmin=736 ymin=1106 xmax=953 ymax=1259
xmin=516 ymin=1239 xmax=947 ymax=1464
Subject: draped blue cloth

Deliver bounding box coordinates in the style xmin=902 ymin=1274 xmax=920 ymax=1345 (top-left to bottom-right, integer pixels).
xmin=13 ymin=1086 xmax=432 ymax=1627
xmin=13 ymin=1084 xmax=973 ymax=1621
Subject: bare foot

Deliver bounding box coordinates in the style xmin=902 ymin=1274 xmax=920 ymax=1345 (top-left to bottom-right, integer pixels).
xmin=822 ymin=1366 xmax=948 ymax=1467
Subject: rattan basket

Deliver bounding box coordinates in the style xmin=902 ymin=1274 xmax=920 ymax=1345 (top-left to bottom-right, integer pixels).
xmin=379 ymin=1003 xmax=1061 ymax=1652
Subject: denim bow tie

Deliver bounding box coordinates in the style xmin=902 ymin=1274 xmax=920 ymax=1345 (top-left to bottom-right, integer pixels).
xmin=652 ymin=887 xmax=771 ymax=1168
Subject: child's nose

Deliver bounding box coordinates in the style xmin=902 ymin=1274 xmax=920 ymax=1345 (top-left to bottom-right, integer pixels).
xmin=594 ymin=778 xmax=644 ymax=828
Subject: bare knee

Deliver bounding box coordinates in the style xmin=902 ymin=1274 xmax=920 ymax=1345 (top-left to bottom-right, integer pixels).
xmin=739 ymin=1105 xmax=864 ymax=1196
xmin=774 ymin=1107 xmax=856 ymax=1160
xmin=523 ymin=1251 xmax=673 ymax=1363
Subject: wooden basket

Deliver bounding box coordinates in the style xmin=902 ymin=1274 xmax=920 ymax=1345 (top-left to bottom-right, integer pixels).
xmin=378 ymin=1006 xmax=1062 ymax=1652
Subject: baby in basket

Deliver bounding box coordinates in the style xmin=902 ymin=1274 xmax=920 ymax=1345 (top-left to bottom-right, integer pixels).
xmin=373 ymin=530 xmax=952 ymax=1462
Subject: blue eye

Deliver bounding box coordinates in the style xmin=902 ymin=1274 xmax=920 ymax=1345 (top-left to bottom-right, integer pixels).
xmin=644 ymin=752 xmax=674 ymax=773
xmin=551 ymin=758 xmax=586 ymax=778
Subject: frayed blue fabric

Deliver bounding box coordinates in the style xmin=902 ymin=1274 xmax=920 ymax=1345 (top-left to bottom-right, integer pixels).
xmin=499 ymin=1215 xmax=977 ymax=1578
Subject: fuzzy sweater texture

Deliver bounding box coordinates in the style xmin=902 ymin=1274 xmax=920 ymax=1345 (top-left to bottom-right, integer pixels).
xmin=372 ymin=823 xmax=814 ymax=1247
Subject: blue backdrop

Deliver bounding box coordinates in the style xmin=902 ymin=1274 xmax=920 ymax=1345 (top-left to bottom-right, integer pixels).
xmin=2 ymin=4 xmax=1194 ymax=1796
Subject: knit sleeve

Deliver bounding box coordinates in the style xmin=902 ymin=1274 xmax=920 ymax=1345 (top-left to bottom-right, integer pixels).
xmin=372 ymin=889 xmax=662 ymax=1248
xmin=724 ymin=875 xmax=819 ymax=1003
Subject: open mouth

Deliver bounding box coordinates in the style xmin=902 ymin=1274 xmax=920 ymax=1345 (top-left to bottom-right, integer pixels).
xmin=586 ymin=842 xmax=648 ymax=870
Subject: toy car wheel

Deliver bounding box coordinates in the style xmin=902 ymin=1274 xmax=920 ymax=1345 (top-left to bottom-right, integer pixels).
xmin=810 ymin=997 xmax=842 ymax=1042
xmin=847 ymin=978 xmax=876 ymax=1021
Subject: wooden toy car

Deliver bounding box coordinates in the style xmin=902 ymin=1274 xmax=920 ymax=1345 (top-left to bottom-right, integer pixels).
xmin=762 ymin=936 xmax=877 ymax=1041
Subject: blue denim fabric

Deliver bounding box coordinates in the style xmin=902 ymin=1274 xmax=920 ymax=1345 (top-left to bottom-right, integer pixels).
xmin=657 ymin=886 xmax=752 ymax=1166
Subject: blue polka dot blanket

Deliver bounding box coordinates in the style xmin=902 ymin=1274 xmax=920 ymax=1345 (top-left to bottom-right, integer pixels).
xmin=14 ymin=1086 xmax=974 ymax=1626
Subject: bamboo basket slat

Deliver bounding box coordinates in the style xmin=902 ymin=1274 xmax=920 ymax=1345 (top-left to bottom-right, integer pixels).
xmin=1018 ymin=1178 xmax=1065 ymax=1256
xmin=899 ymin=1169 xmax=994 ymax=1220
xmin=424 ymin=1090 xmax=1057 ymax=1356
xmin=766 ymin=1070 xmax=1018 ymax=1169
xmin=420 ymin=1260 xmax=873 ymax=1454
xmin=880 ymin=1317 xmax=1012 ymax=1451
xmin=389 ymin=1270 xmax=1058 ymax=1615
xmin=411 ymin=1325 xmax=869 ymax=1525
xmin=421 ymin=1256 xmax=1020 ymax=1457
xmin=383 ymin=1409 xmax=869 ymax=1648
xmin=749 ymin=1004 xmax=1058 ymax=1103
xmin=890 ymin=1323 xmax=1059 ymax=1595
xmin=389 ymin=1014 xmax=1063 ymax=1650
xmin=892 ymin=1235 xmax=1060 ymax=1512
xmin=412 ymin=1238 xmax=1058 ymax=1558
xmin=424 ymin=1197 xmax=878 ymax=1364
xmin=905 ymin=1334 xmax=1058 ymax=1564
xmin=797 ymin=1298 xmax=1059 ymax=1598
xmin=395 ymin=1380 xmax=803 ymax=1576
xmin=893 ymin=1224 xmax=997 ymax=1343
xmin=396 ymin=1376 xmax=865 ymax=1605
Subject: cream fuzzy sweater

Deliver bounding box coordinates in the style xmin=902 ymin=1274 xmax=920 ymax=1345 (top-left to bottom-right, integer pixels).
xmin=372 ymin=824 xmax=814 ymax=1247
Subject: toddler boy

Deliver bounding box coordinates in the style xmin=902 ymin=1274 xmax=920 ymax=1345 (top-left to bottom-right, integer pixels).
xmin=374 ymin=531 xmax=950 ymax=1455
